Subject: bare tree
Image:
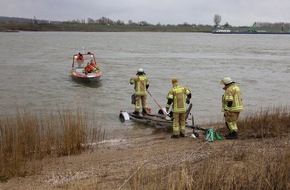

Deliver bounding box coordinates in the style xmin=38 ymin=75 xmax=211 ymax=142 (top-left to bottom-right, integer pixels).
xmin=87 ymin=18 xmax=95 ymax=24
xmin=116 ymin=20 xmax=125 ymax=25
xmin=214 ymin=14 xmax=221 ymax=27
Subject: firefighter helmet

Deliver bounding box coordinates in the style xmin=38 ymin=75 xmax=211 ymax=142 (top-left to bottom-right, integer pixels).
xmin=137 ymin=68 xmax=145 ymax=75
xmin=220 ymin=77 xmax=233 ymax=85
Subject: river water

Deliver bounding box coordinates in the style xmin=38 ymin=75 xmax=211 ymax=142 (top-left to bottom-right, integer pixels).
xmin=1 ymin=31 xmax=290 ymax=136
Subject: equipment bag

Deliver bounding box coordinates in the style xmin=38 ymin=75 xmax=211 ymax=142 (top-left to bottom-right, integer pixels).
xmin=206 ymin=128 xmax=223 ymax=142
xmin=206 ymin=129 xmax=215 ymax=142
xmin=214 ymin=131 xmax=223 ymax=140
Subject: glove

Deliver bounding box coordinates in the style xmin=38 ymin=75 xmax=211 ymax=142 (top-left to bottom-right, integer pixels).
xmin=224 ymin=106 xmax=230 ymax=111
xmin=227 ymin=101 xmax=233 ymax=107
xmin=166 ymin=108 xmax=169 ymax=113
xmin=186 ymin=98 xmax=190 ymax=104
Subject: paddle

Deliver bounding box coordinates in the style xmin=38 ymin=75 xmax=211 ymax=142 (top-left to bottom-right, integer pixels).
xmin=146 ymin=89 xmax=168 ymax=116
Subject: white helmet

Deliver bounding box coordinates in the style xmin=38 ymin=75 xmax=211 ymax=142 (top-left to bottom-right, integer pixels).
xmin=137 ymin=68 xmax=145 ymax=75
xmin=137 ymin=68 xmax=144 ymax=73
xmin=220 ymin=77 xmax=233 ymax=85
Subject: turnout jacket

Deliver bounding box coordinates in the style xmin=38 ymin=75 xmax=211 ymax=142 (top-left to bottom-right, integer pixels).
xmin=130 ymin=75 xmax=149 ymax=96
xmin=222 ymin=82 xmax=243 ymax=112
xmin=166 ymin=85 xmax=191 ymax=113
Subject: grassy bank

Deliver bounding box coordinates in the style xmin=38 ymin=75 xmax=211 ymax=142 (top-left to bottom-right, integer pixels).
xmin=0 ymin=107 xmax=289 ymax=189
xmin=0 ymin=108 xmax=104 ymax=180
xmin=77 ymin=107 xmax=289 ymax=190
xmin=125 ymin=141 xmax=290 ymax=190
xmin=124 ymin=107 xmax=290 ymax=190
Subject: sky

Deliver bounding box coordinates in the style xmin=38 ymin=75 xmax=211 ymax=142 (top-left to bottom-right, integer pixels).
xmin=1 ymin=0 xmax=290 ymax=26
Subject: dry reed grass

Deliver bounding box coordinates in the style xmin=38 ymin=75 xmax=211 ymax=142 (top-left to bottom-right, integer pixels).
xmin=118 ymin=107 xmax=290 ymax=190
xmin=0 ymin=107 xmax=100 ymax=180
xmin=238 ymin=107 xmax=290 ymax=139
xmin=123 ymin=138 xmax=290 ymax=190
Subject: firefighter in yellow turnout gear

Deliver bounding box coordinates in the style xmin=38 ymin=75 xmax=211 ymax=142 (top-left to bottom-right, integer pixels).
xmin=130 ymin=68 xmax=149 ymax=115
xmin=166 ymin=78 xmax=191 ymax=138
xmin=220 ymin=77 xmax=243 ymax=139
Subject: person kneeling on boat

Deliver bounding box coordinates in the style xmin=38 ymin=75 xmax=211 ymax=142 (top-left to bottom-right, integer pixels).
xmin=130 ymin=68 xmax=149 ymax=115
xmin=166 ymin=78 xmax=191 ymax=138
xmin=84 ymin=62 xmax=95 ymax=74
xmin=89 ymin=60 xmax=99 ymax=72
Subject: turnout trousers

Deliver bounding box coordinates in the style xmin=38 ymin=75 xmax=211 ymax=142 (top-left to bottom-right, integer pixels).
xmin=173 ymin=112 xmax=186 ymax=135
xmin=135 ymin=94 xmax=147 ymax=112
xmin=224 ymin=111 xmax=240 ymax=132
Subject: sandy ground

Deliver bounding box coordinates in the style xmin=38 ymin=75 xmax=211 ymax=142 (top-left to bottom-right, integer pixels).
xmin=0 ymin=125 xmax=288 ymax=190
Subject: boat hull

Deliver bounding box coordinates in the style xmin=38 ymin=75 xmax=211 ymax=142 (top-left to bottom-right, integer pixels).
xmin=119 ymin=103 xmax=194 ymax=128
xmin=70 ymin=52 xmax=102 ymax=84
xmin=71 ymin=70 xmax=102 ymax=83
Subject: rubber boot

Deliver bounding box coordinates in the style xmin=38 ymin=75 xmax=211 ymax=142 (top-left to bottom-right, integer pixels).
xmin=226 ymin=131 xmax=238 ymax=140
xmin=142 ymin=109 xmax=147 ymax=115
xmin=171 ymin=134 xmax=179 ymax=139
xmin=179 ymin=133 xmax=185 ymax=137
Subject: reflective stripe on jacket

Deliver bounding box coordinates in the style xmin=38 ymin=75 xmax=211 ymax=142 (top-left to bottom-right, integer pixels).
xmin=222 ymin=83 xmax=243 ymax=112
xmin=130 ymin=75 xmax=148 ymax=96
xmin=167 ymin=85 xmax=190 ymax=113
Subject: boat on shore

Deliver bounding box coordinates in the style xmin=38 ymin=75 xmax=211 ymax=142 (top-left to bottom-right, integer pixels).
xmin=119 ymin=103 xmax=204 ymax=131
xmin=70 ymin=52 xmax=102 ymax=83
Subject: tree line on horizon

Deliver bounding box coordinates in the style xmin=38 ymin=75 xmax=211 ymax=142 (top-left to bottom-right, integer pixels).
xmin=1 ymin=15 xmax=289 ymax=32
xmin=1 ymin=15 xmax=290 ymax=28
xmin=0 ymin=16 xmax=210 ymax=27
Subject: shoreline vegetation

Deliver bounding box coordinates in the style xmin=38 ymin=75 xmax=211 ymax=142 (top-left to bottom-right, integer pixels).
xmin=0 ymin=22 xmax=214 ymax=33
xmin=1 ymin=16 xmax=289 ymax=33
xmin=0 ymin=106 xmax=289 ymax=189
xmin=0 ymin=22 xmax=288 ymax=33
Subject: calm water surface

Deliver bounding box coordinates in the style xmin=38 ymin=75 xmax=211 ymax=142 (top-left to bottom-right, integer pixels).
xmin=1 ymin=32 xmax=290 ymax=136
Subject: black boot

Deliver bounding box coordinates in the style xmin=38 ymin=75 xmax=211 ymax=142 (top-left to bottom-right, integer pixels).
xmin=171 ymin=134 xmax=179 ymax=139
xmin=142 ymin=109 xmax=147 ymax=115
xmin=226 ymin=131 xmax=238 ymax=140
xmin=133 ymin=111 xmax=139 ymax=115
xmin=179 ymin=133 xmax=185 ymax=137
xmin=225 ymin=133 xmax=231 ymax=138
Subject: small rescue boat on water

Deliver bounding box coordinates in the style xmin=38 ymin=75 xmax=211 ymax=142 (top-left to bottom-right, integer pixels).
xmin=70 ymin=52 xmax=102 ymax=83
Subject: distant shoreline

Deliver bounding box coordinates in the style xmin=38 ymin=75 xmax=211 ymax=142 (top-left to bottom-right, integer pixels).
xmin=1 ymin=23 xmax=287 ymax=34
xmin=0 ymin=23 xmax=213 ymax=33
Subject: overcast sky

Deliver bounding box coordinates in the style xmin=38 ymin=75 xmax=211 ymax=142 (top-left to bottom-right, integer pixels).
xmin=1 ymin=0 xmax=289 ymax=26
